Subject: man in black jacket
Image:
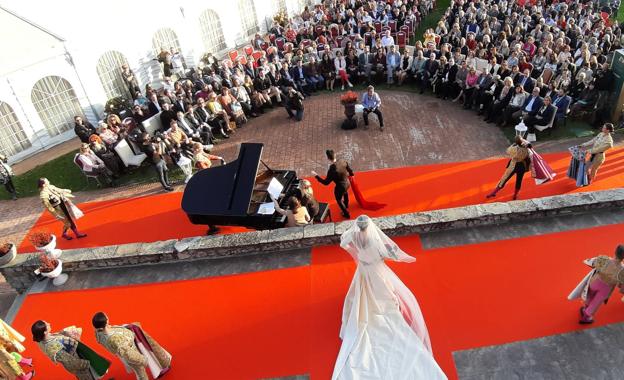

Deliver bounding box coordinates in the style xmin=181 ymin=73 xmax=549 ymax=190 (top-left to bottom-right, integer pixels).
xmin=285 ymin=87 xmax=305 ymax=121
xmin=525 ymin=96 xmax=556 ymax=133
xmin=74 ymin=116 xmax=97 ymax=143
xmin=312 ymin=149 xmax=354 ymax=219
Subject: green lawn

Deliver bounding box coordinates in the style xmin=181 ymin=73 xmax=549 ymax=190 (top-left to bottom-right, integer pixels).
xmin=413 ymin=0 xmax=452 ymax=44
xmin=2 ymin=151 xmax=185 ymax=201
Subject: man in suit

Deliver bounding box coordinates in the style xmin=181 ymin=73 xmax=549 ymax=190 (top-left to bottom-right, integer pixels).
xmin=173 ymin=93 xmax=189 ymax=113
xmin=147 ymin=93 xmax=162 ymax=116
xmin=552 ymin=88 xmax=572 ymax=125
xmin=420 ymin=53 xmax=440 ymax=94
xmin=358 ymin=45 xmax=375 ymax=83
xmin=159 ymin=102 xmax=177 ymax=133
xmin=74 ymin=116 xmax=97 ymax=143
xmin=514 ymin=68 xmax=535 ymax=94
xmin=386 ymin=45 xmax=401 ymax=84
xmin=291 ymin=60 xmax=312 ymax=96
xmin=525 ymin=96 xmax=556 ymax=134
xmin=312 ymin=149 xmax=354 ymax=219
xmin=304 ymin=56 xmax=324 ymax=91
xmin=511 ymin=87 xmax=543 ymax=124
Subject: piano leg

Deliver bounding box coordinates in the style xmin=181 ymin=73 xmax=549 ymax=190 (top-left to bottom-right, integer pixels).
xmin=207 ymin=225 xmax=220 ymax=235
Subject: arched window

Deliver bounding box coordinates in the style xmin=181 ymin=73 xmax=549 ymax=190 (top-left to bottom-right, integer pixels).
xmin=96 ymin=51 xmax=131 ymax=99
xmin=199 ymin=10 xmax=226 ymax=53
xmin=238 ymin=0 xmax=259 ymax=37
xmin=152 ymin=28 xmax=182 ymax=56
xmin=31 ymin=76 xmax=83 ymax=137
xmin=0 ymin=102 xmax=31 ymax=156
xmin=272 ymin=0 xmax=287 ymax=14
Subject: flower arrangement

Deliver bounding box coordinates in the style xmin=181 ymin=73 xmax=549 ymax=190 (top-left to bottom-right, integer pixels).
xmin=0 ymin=243 xmax=12 ymax=256
xmin=38 ymin=253 xmax=59 ymax=273
xmin=29 ymin=231 xmax=52 ymax=248
xmin=273 ymin=10 xmax=288 ymax=27
xmin=340 ymin=91 xmax=358 ymax=105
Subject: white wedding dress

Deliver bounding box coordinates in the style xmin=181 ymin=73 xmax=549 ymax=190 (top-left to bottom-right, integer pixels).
xmin=331 ymin=216 xmax=447 ymax=380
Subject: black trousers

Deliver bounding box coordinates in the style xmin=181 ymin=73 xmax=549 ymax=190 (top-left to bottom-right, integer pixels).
xmin=153 ymin=160 xmax=170 ymax=189
xmin=334 ymin=185 xmax=350 ymax=216
xmin=500 ymin=162 xmax=526 ymax=191
xmin=363 ymin=108 xmax=384 ymax=127
xmin=4 ymin=179 xmax=16 ymax=195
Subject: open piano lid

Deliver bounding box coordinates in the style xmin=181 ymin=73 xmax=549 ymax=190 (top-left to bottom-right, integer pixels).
xmin=181 ymin=143 xmax=263 ymax=217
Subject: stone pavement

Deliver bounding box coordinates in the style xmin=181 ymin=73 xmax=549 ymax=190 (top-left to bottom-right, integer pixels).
xmin=1 ymin=90 xmax=622 ymax=258
xmin=454 ymin=322 xmax=624 ymax=379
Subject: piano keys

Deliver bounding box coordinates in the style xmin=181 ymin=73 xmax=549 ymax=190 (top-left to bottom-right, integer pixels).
xmin=181 ymin=143 xmax=300 ymax=230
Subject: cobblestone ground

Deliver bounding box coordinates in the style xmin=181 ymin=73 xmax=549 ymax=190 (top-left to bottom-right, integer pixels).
xmin=1 ymin=90 xmax=622 ymax=256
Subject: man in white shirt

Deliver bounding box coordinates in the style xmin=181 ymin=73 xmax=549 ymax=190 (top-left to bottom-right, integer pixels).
xmin=381 ymin=30 xmax=395 ymax=48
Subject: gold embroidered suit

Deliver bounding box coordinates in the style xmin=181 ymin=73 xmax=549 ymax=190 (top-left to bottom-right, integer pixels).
xmin=96 ymin=326 xmax=149 ymax=380
xmin=0 ymin=319 xmax=26 ymax=379
xmin=581 ymin=132 xmax=613 ymax=179
xmin=38 ymin=334 xmax=93 ymax=380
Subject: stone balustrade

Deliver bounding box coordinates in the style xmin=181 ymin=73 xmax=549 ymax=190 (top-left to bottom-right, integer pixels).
xmin=2 ymin=188 xmax=623 ymax=293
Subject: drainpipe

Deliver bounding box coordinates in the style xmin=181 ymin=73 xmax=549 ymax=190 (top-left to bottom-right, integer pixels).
xmin=63 ymin=42 xmax=99 ymax=121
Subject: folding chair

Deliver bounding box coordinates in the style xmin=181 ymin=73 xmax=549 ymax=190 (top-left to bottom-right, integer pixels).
xmin=228 ymin=50 xmax=239 ymax=62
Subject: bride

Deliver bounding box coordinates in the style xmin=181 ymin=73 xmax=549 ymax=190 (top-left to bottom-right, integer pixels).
xmin=331 ymin=215 xmax=447 ymax=380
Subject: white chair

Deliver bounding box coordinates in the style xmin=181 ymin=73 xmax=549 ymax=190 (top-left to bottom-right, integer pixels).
xmin=114 ymin=139 xmax=147 ymax=167
xmin=404 ymin=45 xmax=415 ymax=57
xmin=142 ymin=113 xmax=163 ymax=136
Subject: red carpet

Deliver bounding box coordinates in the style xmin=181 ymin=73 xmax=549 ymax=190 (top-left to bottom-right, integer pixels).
xmin=11 ymin=223 xmax=624 ymax=379
xmin=19 ymin=147 xmax=624 ymax=252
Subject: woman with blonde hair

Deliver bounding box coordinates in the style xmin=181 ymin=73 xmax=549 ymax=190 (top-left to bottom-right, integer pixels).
xmin=293 ymin=179 xmax=319 ymax=220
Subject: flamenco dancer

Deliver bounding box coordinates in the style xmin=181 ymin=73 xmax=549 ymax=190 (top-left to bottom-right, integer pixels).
xmin=38 ymin=178 xmax=87 ymax=240
xmin=331 ymin=215 xmax=447 ymax=380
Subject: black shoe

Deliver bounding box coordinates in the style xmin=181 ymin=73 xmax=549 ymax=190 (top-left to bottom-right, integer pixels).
xmin=342 ymin=212 xmax=351 ymax=219
xmin=164 ymin=186 xmax=174 ymax=192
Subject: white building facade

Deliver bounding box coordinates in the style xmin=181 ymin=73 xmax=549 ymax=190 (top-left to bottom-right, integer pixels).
xmin=0 ymin=0 xmax=316 ymax=163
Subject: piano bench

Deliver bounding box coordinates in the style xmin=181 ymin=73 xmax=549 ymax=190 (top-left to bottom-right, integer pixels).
xmin=314 ymin=202 xmax=332 ymax=224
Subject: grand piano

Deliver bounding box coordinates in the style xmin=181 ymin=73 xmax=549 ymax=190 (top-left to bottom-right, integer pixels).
xmin=182 ymin=143 xmax=300 ymax=230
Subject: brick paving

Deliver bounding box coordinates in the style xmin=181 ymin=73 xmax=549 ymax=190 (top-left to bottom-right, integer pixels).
xmin=1 ymin=89 xmax=622 ymax=254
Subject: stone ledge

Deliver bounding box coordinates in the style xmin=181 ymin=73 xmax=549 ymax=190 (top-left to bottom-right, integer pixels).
xmin=2 ymin=189 xmax=623 ymax=293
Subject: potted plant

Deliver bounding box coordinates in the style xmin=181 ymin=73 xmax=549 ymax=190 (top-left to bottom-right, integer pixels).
xmin=340 ymin=91 xmax=359 ymax=130
xmin=0 ymin=243 xmax=17 ymax=266
xmin=29 ymin=231 xmax=62 ymax=258
xmin=36 ymin=253 xmax=68 ymax=286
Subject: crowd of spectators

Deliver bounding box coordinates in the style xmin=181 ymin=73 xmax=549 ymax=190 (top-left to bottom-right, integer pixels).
xmin=72 ymin=0 xmax=622 ymax=189
xmin=407 ymin=0 xmax=620 ymax=139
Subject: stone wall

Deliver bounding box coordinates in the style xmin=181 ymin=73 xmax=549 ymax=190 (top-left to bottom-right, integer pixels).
xmin=3 ymin=189 xmax=624 ymax=293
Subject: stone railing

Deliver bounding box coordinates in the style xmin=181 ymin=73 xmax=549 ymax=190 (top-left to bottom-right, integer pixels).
xmin=2 ymin=188 xmax=624 ymax=293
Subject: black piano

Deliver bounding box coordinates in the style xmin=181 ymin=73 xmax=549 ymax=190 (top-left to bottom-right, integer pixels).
xmin=181 ymin=143 xmax=299 ymax=230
